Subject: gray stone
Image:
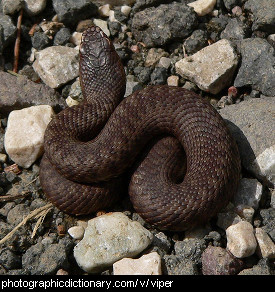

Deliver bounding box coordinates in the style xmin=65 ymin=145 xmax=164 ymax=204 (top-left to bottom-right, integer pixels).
xmin=0 ymin=71 xmax=65 ymax=116
xmin=22 ymin=242 xmax=69 ymax=275
xmin=33 ymin=46 xmax=79 ymax=89
xmin=219 ymin=96 xmax=275 ymax=185
xmin=234 ymin=38 xmax=275 ymax=96
xmin=259 ymin=208 xmax=275 ymax=242
xmin=53 ymin=27 xmax=71 ymax=46
xmin=244 ymin=0 xmax=275 ymax=33
xmin=31 ymin=31 xmax=51 ymax=50
xmin=7 ymin=204 xmax=31 ymax=226
xmin=23 ymin=0 xmax=47 ymax=16
xmin=2 ymin=0 xmax=22 ymax=15
xmin=0 ymin=247 xmax=21 ymax=270
xmin=220 ymin=18 xmax=250 ymax=51
xmin=174 ymin=238 xmax=206 ymax=265
xmin=238 ymin=259 xmax=273 ymax=275
xmin=233 ymin=178 xmax=263 ymax=210
xmin=176 ymin=39 xmax=238 ymax=94
xmin=52 ymin=0 xmax=97 ymax=26
xmin=132 ymin=3 xmax=197 ymax=47
xmin=0 ymin=14 xmax=17 ymax=48
xmin=73 ymin=212 xmax=153 ymax=273
xmin=223 ymin=0 xmax=242 ymax=10
xmin=183 ymin=29 xmax=208 ymax=55
xmin=163 ymin=255 xmax=199 ymax=275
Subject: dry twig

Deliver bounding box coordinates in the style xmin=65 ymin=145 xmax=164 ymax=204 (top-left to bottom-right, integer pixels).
xmin=13 ymin=8 xmax=24 ymax=73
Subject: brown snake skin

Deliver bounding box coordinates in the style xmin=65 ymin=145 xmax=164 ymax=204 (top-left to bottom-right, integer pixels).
xmin=39 ymin=26 xmax=241 ymax=231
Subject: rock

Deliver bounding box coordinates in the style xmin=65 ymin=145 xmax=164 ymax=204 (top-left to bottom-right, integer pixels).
xmin=0 ymin=247 xmax=21 ymax=270
xmin=73 ymin=212 xmax=153 ymax=273
xmin=201 ymin=246 xmax=244 ymax=275
xmin=234 ymin=38 xmax=275 ymax=96
xmin=175 ymin=39 xmax=238 ymax=94
xmin=0 ymin=25 xmax=4 ymax=54
xmin=219 ymin=96 xmax=275 ymax=185
xmin=23 ymin=0 xmax=47 ymax=16
xmin=259 ymin=208 xmax=275 ymax=241
xmin=157 ymin=57 xmax=171 ymax=69
xmin=226 ymin=221 xmax=257 ymax=258
xmin=163 ymin=255 xmax=199 ymax=275
xmin=188 ymin=0 xmax=217 ymax=16
xmin=150 ymin=67 xmax=167 ymax=85
xmin=132 ymin=3 xmax=197 ymax=47
xmin=4 ymin=105 xmax=54 ymax=168
xmin=223 ymin=0 xmax=242 ymax=11
xmin=22 ymin=242 xmax=69 ymax=275
xmin=0 ymin=14 xmax=17 ymax=48
xmin=33 ymin=46 xmax=79 ymax=89
xmin=31 ymin=31 xmax=52 ymax=50
xmin=244 ymin=0 xmax=275 ymax=33
xmin=52 ymin=0 xmax=98 ymax=26
xmin=53 ymin=28 xmax=71 ymax=46
xmin=93 ymin=19 xmax=110 ymax=37
xmin=233 ymin=178 xmax=263 ymax=211
xmin=145 ymin=48 xmax=168 ymax=67
xmin=68 ymin=226 xmax=85 ymax=240
xmin=255 ymin=228 xmax=275 ymax=259
xmin=2 ymin=0 xmax=22 ymax=15
xmin=96 ymin=0 xmax=136 ymax=6
xmin=220 ymin=18 xmax=250 ymax=51
xmin=183 ymin=29 xmax=208 ymax=55
xmin=6 ymin=204 xmax=31 ymax=226
xmin=167 ymin=75 xmax=179 ymax=87
xmin=238 ymin=259 xmax=272 ymax=275
xmin=2 ymin=0 xmax=46 ymax=16
xmin=0 ymin=71 xmax=65 ymax=116
xmin=174 ymin=238 xmax=206 ymax=265
xmin=113 ymin=252 xmax=162 ymax=275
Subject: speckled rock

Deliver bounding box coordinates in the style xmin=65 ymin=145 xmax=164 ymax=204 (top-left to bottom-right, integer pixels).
xmin=202 ymin=246 xmax=244 ymax=275
xmin=0 ymin=71 xmax=65 ymax=116
xmin=73 ymin=212 xmax=153 ymax=273
xmin=33 ymin=46 xmax=79 ymax=89
xmin=176 ymin=39 xmax=238 ymax=94
xmin=132 ymin=3 xmax=197 ymax=47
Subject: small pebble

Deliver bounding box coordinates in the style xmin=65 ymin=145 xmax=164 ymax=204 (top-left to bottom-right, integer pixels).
xmin=113 ymin=252 xmax=162 ymax=275
xmin=226 ymin=221 xmax=257 ymax=258
xmin=68 ymin=226 xmax=85 ymax=240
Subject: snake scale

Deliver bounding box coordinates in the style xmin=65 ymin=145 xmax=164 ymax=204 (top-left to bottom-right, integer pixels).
xmin=39 ymin=26 xmax=241 ymax=231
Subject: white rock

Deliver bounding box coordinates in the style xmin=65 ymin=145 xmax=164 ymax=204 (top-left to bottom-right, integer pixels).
xmin=66 ymin=96 xmax=79 ymax=107
xmin=188 ymin=0 xmax=217 ymax=16
xmin=175 ymin=39 xmax=238 ymax=94
xmin=113 ymin=252 xmax=162 ymax=275
xmin=255 ymin=228 xmax=275 ymax=259
xmin=4 ymin=105 xmax=54 ymax=168
xmin=233 ymin=178 xmax=263 ymax=210
xmin=93 ymin=19 xmax=110 ymax=37
xmin=33 ymin=46 xmax=79 ymax=89
xmin=226 ymin=221 xmax=257 ymax=258
xmin=70 ymin=32 xmax=82 ymax=47
xmin=24 ymin=0 xmax=47 ymax=16
xmin=98 ymin=4 xmax=111 ymax=17
xmin=68 ymin=226 xmax=85 ymax=240
xmin=74 ymin=212 xmax=153 ymax=273
xmin=167 ymin=75 xmax=179 ymax=87
xmin=121 ymin=5 xmax=131 ymax=16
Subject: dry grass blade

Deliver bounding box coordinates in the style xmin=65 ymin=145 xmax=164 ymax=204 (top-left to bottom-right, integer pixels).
xmin=0 ymin=203 xmax=53 ymax=245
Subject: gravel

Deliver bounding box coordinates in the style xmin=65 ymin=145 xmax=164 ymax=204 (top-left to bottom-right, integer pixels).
xmin=0 ymin=0 xmax=274 ymax=276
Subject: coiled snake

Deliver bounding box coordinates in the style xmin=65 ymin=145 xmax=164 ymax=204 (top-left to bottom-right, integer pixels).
xmin=39 ymin=26 xmax=241 ymax=231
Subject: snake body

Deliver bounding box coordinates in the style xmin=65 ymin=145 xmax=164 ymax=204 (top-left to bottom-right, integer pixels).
xmin=39 ymin=26 xmax=241 ymax=231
